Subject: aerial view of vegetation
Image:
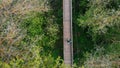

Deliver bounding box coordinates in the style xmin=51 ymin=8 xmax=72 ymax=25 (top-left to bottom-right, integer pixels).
xmin=0 ymin=0 xmax=120 ymax=68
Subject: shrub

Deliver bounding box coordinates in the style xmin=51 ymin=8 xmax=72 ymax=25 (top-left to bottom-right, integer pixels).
xmin=84 ymin=45 xmax=120 ymax=68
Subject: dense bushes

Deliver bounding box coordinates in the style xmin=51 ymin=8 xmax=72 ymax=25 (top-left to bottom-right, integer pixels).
xmin=77 ymin=0 xmax=120 ymax=47
xmin=78 ymin=0 xmax=120 ymax=42
xmin=76 ymin=0 xmax=120 ymax=67
xmin=83 ymin=42 xmax=120 ymax=68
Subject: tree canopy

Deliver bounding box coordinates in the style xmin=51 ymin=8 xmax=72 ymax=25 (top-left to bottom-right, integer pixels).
xmin=0 ymin=0 xmax=120 ymax=68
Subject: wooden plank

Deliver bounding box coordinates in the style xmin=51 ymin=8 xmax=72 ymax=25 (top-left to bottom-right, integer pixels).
xmin=63 ymin=0 xmax=73 ymax=67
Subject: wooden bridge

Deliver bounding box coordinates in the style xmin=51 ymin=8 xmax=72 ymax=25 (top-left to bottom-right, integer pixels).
xmin=63 ymin=0 xmax=73 ymax=67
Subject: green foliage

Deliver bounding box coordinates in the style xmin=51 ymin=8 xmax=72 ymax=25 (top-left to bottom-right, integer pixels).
xmin=22 ymin=12 xmax=59 ymax=53
xmin=78 ymin=0 xmax=120 ymax=42
xmin=0 ymin=0 xmax=120 ymax=67
xmin=39 ymin=55 xmax=65 ymax=68
xmin=0 ymin=54 xmax=65 ymax=68
xmin=0 ymin=62 xmax=10 ymax=68
xmin=0 ymin=0 xmax=61 ymax=67
xmin=22 ymin=13 xmax=44 ymax=36
xmin=78 ymin=0 xmax=119 ymax=33
xmin=106 ymin=42 xmax=120 ymax=58
xmin=75 ymin=0 xmax=120 ymax=67
xmin=83 ymin=44 xmax=120 ymax=68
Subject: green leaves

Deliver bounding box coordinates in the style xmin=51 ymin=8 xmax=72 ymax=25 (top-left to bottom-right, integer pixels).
xmin=78 ymin=0 xmax=120 ymax=36
xmin=76 ymin=1 xmax=120 ymax=67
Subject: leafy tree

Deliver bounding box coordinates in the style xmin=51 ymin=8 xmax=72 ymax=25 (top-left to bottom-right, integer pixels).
xmin=78 ymin=0 xmax=120 ymax=44
xmin=76 ymin=0 xmax=120 ymax=67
